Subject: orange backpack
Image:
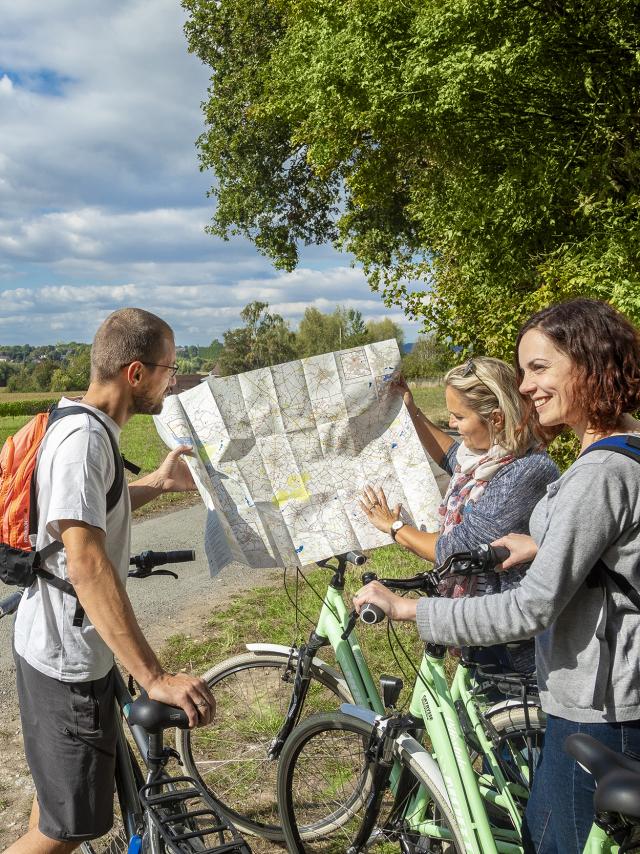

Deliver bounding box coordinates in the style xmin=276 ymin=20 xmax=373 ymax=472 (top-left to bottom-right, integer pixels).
xmin=0 ymin=406 xmax=137 ymax=618
xmin=0 ymin=411 xmax=50 ymax=551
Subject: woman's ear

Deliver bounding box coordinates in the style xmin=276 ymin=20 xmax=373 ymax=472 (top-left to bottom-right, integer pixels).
xmin=492 ymin=409 xmax=505 ymax=430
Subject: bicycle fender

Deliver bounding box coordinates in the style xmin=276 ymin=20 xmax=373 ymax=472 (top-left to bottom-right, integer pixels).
xmin=339 ymin=703 xmax=379 ymax=726
xmin=338 ymin=704 xmax=453 ymax=811
xmin=245 ymin=643 xmax=352 ymax=700
xmin=394 ymin=732 xmax=452 ymax=810
xmin=485 ymin=698 xmax=541 ymax=715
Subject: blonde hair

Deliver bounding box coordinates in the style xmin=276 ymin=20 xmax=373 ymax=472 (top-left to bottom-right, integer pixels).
xmin=445 ymin=357 xmax=537 ymax=456
xmin=91 ymin=308 xmax=173 ymax=382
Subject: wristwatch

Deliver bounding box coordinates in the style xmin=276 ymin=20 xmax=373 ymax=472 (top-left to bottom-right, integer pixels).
xmin=390 ymin=519 xmax=405 ymax=541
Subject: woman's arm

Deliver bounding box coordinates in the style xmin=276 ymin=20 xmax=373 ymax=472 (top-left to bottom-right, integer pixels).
xmin=415 ymin=460 xmax=633 ymax=647
xmin=394 ymin=376 xmax=454 ymax=466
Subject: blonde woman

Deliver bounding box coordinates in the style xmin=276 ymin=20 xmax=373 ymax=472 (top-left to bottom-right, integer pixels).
xmin=361 ymin=357 xmax=558 ymax=672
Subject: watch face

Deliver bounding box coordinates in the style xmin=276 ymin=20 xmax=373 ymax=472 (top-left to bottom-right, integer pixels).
xmin=391 ymin=520 xmax=404 ymax=533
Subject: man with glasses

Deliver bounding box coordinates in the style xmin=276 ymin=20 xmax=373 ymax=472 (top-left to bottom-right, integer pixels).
xmin=8 ymin=308 xmax=215 ymax=854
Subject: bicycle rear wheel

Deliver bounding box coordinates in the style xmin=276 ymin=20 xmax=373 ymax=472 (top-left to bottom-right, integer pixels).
xmin=176 ymin=650 xmax=351 ymax=841
xmin=485 ymin=703 xmax=546 ymax=790
xmin=277 ymin=711 xmax=466 ymax=852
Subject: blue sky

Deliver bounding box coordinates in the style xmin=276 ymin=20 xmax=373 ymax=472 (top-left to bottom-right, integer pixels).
xmin=0 ymin=0 xmax=423 ymax=346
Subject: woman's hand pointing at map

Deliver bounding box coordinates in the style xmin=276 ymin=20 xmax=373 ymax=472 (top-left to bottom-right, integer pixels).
xmin=359 ymin=485 xmax=401 ymax=534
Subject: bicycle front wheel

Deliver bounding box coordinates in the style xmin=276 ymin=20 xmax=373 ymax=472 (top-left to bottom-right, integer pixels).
xmin=277 ymin=711 xmax=467 ymax=853
xmin=176 ymin=650 xmax=352 ymax=841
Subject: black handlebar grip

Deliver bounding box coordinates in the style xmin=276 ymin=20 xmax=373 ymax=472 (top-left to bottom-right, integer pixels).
xmin=345 ymin=550 xmax=366 ymax=566
xmin=163 ymin=550 xmax=196 ymax=564
xmin=489 ymin=545 xmax=510 ymax=566
xmin=360 ymin=603 xmax=386 ymax=625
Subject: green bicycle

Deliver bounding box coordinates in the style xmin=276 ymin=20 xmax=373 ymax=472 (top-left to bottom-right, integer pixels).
xmin=177 ymin=548 xmax=544 ymax=843
xmin=276 ymin=553 xmax=636 ymax=853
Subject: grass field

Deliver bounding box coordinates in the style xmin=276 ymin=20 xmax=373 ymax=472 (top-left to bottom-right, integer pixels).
xmin=411 ymin=383 xmax=448 ymax=425
xmin=160 ymin=541 xmax=443 ymax=708
xmin=0 ymin=389 xmax=86 ymax=401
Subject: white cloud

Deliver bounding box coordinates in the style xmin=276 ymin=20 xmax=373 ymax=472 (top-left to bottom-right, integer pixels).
xmin=0 ymin=0 xmax=425 ymax=346
xmin=0 ymin=74 xmax=14 ymax=95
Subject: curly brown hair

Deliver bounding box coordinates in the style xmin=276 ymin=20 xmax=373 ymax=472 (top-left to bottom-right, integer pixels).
xmin=515 ymin=298 xmax=640 ymax=436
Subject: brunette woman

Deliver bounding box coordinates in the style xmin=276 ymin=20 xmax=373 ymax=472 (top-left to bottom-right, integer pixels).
xmin=354 ymin=298 xmax=640 ymax=853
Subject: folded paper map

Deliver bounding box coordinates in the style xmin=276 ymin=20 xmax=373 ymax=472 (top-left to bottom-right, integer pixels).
xmin=154 ymin=339 xmax=441 ymax=574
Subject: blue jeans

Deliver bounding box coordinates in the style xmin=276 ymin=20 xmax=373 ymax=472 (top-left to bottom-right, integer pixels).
xmin=522 ymin=713 xmax=640 ymax=853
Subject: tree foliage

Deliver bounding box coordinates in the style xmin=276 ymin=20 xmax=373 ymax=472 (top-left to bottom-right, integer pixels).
xmin=402 ymin=334 xmax=456 ymax=380
xmin=218 ymin=301 xmax=297 ymax=375
xmin=184 ymin=0 xmax=640 ymax=357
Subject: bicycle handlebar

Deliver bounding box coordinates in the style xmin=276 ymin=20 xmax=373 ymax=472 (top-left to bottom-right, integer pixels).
xmin=129 ymin=549 xmax=195 ymax=575
xmin=316 ymin=550 xmax=367 ymax=570
xmin=358 ymin=542 xmax=511 ymax=625
xmin=129 ymin=549 xmax=195 ymax=569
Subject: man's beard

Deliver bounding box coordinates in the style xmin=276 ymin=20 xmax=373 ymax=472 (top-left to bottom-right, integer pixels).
xmin=132 ymin=387 xmax=165 ymax=415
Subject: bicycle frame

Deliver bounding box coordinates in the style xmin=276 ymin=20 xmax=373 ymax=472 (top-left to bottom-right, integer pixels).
xmin=314 ymin=580 xmax=385 ymax=714
xmin=356 ymin=644 xmax=622 ymax=854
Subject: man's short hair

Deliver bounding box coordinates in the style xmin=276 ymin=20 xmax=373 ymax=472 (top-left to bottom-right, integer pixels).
xmin=91 ymin=308 xmax=174 ymax=383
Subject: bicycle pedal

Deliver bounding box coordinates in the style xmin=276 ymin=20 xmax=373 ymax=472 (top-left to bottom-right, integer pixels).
xmin=138 ymin=775 xmax=251 ymax=853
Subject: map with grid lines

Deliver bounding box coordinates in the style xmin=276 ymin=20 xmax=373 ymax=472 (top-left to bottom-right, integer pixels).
xmin=154 ymin=340 xmax=441 ymax=573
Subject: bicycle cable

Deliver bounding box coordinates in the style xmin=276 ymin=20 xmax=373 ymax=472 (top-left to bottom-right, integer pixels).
xmin=294 ymin=563 xmax=343 ymax=625
xmin=386 ymin=599 xmax=434 ymax=696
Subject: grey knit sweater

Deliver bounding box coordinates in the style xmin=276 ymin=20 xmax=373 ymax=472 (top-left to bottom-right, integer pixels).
xmin=417 ymin=443 xmax=640 ymax=723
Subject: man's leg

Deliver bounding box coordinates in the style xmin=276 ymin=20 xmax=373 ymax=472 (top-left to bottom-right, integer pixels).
xmin=7 ymin=802 xmax=78 ymax=853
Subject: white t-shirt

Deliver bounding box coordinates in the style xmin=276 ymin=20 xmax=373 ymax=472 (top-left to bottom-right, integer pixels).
xmin=14 ymin=399 xmax=131 ymax=681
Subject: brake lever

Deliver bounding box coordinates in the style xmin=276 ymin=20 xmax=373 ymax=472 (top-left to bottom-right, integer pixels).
xmin=128 ymin=568 xmax=178 ymax=580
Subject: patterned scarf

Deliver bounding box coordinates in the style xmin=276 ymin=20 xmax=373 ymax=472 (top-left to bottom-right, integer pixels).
xmin=438 ymin=442 xmax=515 ymax=598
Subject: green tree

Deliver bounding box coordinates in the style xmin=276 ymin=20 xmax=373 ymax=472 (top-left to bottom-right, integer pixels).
xmin=365 ymin=318 xmax=404 ymax=348
xmin=401 ymin=334 xmax=456 ymax=380
xmin=218 ymin=301 xmax=297 ymax=375
xmin=185 ymin=0 xmax=640 ymax=357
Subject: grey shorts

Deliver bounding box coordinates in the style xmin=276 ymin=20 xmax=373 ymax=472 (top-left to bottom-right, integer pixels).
xmin=14 ymin=651 xmax=118 ymax=841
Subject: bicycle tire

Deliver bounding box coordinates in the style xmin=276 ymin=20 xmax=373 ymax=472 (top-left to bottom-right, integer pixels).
xmin=484 ymin=703 xmax=546 ymax=789
xmin=277 ymin=710 xmax=467 ymax=852
xmin=176 ymin=650 xmax=352 ymax=841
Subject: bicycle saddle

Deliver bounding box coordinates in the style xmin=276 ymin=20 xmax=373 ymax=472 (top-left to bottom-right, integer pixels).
xmin=565 ymin=733 xmax=640 ymax=783
xmin=593 ymin=768 xmax=640 ymax=819
xmin=127 ymin=697 xmax=190 ymax=732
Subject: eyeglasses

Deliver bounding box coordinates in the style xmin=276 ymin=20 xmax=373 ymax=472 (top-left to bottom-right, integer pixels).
xmin=142 ymin=362 xmax=179 ymax=377
xmin=461 ymin=358 xmax=479 ymax=379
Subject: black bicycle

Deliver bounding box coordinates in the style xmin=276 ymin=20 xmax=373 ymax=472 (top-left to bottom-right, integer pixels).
xmin=1 ymin=550 xmax=252 ymax=854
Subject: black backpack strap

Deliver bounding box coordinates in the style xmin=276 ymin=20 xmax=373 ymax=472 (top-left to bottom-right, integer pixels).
xmin=47 ymin=405 xmax=125 ymax=512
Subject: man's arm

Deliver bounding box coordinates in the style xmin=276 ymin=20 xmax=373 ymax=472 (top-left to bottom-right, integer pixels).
xmin=60 ymin=519 xmax=214 ymax=727
xmin=129 ymin=444 xmax=196 ymax=511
